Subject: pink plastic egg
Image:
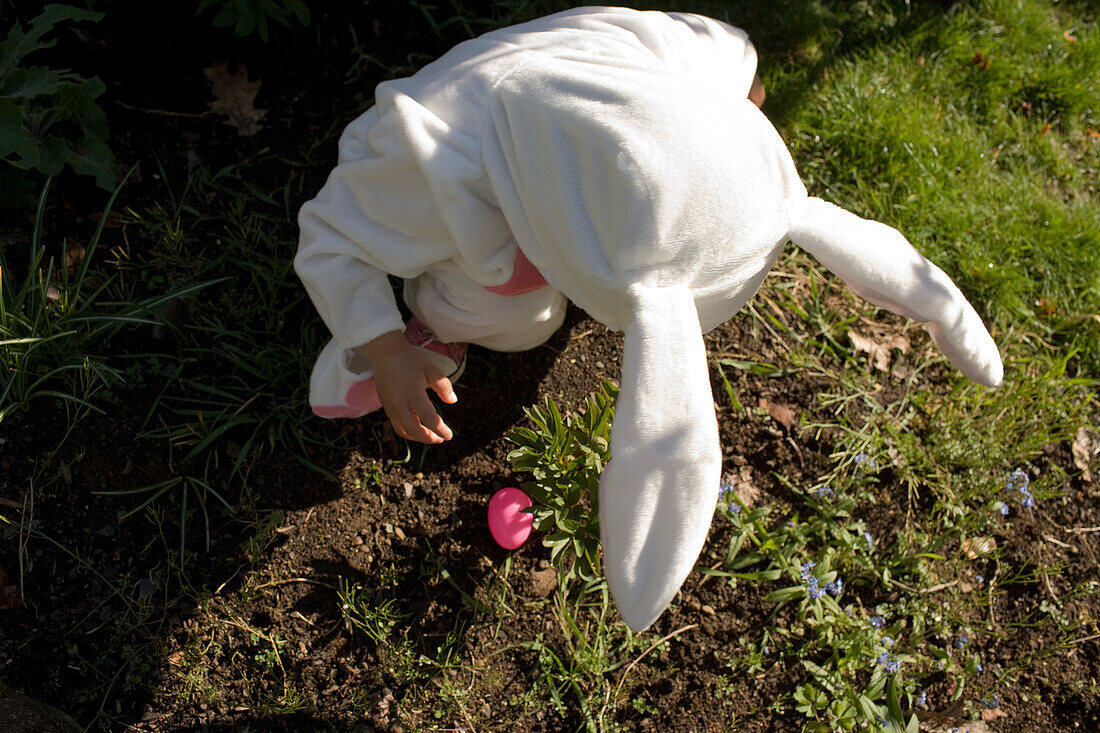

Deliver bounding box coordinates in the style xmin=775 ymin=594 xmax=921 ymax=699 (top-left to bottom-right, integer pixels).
xmin=487 ymin=486 xmax=533 ymax=550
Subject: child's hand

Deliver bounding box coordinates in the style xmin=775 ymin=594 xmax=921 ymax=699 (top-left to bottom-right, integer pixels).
xmin=359 ymin=332 xmax=458 ymax=444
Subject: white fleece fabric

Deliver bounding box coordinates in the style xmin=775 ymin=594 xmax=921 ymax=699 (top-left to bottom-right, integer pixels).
xmin=295 ymin=6 xmax=1004 ymax=632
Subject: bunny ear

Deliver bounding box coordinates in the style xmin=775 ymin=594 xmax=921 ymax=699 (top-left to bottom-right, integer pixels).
xmin=600 ymin=284 xmax=722 ymax=632
xmin=789 ymin=197 xmax=1003 ymax=388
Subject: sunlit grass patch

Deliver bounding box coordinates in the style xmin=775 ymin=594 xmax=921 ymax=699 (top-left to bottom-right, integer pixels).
xmin=783 ymin=0 xmax=1099 ymax=372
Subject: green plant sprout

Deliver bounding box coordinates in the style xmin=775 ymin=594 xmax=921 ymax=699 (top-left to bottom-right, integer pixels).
xmin=1 ymin=176 xmax=214 ymax=429
xmin=506 ymin=381 xmax=617 ymax=584
xmin=0 ymin=4 xmax=117 ymax=207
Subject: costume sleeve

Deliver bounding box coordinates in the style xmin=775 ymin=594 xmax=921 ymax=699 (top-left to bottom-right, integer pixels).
xmin=295 ymin=89 xmax=475 ymax=349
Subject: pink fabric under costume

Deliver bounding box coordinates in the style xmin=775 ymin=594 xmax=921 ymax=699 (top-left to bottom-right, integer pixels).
xmin=309 ymin=247 xmax=562 ymax=418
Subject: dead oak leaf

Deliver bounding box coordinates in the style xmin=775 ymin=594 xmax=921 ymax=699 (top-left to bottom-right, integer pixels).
xmin=849 ymin=329 xmax=910 ymax=373
xmin=204 ymin=62 xmax=265 ymax=136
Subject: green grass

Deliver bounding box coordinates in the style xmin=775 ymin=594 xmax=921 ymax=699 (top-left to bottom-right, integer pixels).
xmin=780 ymin=0 xmax=1099 ymax=373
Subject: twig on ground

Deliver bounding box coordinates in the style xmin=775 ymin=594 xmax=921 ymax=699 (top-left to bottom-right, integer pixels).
xmin=607 ymin=623 xmax=699 ymax=713
xmin=888 ymin=577 xmax=958 ymax=594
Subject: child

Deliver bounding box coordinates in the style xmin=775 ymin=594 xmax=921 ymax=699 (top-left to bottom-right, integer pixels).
xmin=296 ymin=6 xmax=1003 ymax=631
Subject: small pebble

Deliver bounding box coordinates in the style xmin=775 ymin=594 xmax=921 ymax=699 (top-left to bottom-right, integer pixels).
xmin=702 ymin=604 xmax=716 ymax=616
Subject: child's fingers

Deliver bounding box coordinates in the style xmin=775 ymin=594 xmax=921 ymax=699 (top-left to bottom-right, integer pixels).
xmin=427 ymin=372 xmax=458 ymax=404
xmin=412 ymin=391 xmax=454 ymax=442
xmin=391 ymin=407 xmax=445 ymax=444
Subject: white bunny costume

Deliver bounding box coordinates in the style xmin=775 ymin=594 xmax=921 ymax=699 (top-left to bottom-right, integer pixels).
xmin=296 ymin=6 xmax=1003 ymax=631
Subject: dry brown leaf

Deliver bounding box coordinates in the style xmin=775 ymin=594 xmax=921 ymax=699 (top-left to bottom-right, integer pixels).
xmin=0 ymin=585 xmax=22 ymax=610
xmin=758 ymin=398 xmax=798 ymax=429
xmin=204 ymin=62 xmax=265 ymax=136
xmin=918 ymin=711 xmax=990 ymax=733
xmin=1073 ymin=427 xmax=1100 ymax=482
xmin=88 ymin=211 xmax=125 ymax=228
xmin=722 ymin=465 xmax=761 ymax=510
xmin=63 ymin=240 xmax=86 ymax=273
xmin=849 ymin=330 xmax=911 ymax=373
xmin=981 ymin=707 xmax=1008 ymax=722
xmin=961 ymin=536 xmax=997 ymax=559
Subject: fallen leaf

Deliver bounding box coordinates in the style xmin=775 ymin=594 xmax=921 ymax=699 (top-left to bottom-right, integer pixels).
xmin=1072 ymin=427 xmax=1100 ymax=482
xmin=63 ymin=240 xmax=86 ymax=273
xmin=0 ymin=585 xmax=22 ymax=610
xmin=1063 ymin=29 xmax=1078 ymax=44
xmin=972 ymin=51 xmax=991 ymax=70
xmin=734 ymin=466 xmax=761 ymax=508
xmin=849 ymin=330 xmax=911 ymax=373
xmin=981 ymin=707 xmax=1008 ymax=722
xmin=88 ymin=211 xmax=125 ymax=228
xmin=961 ymin=536 xmax=997 ymax=559
xmin=759 ymin=398 xmax=798 ymax=429
xmin=918 ymin=711 xmax=990 ymax=733
xmin=204 ymin=62 xmax=265 ymax=136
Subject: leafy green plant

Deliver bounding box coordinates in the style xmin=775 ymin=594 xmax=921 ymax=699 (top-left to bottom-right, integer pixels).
xmin=711 ymin=489 xmax=919 ymax=733
xmin=506 ymin=381 xmax=617 ymax=583
xmin=0 ymin=4 xmax=116 ymax=207
xmin=0 ymin=178 xmax=212 ymax=428
xmin=196 ymin=0 xmax=311 ymax=42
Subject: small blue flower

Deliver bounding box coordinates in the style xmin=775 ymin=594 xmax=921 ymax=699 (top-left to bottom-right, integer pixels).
xmin=826 ymin=577 xmax=843 ymax=596
xmin=1006 ymin=469 xmax=1030 ymax=491
xmin=864 ymin=531 xmax=875 ymax=548
xmin=814 ymin=485 xmax=835 ymax=499
xmin=719 ymin=478 xmax=744 ymax=513
xmin=956 ymin=634 xmax=970 ymax=648
xmin=762 ymin=644 xmax=770 ymax=655
xmin=916 ymin=690 xmax=928 ymax=707
xmin=999 ymin=502 xmax=1009 ymax=516
xmin=806 ymin=576 xmax=825 ymax=599
xmin=800 ymin=561 xmax=816 ymax=580
xmin=975 ymin=574 xmax=984 ymax=585
xmin=977 ymin=660 xmax=984 ymax=672
xmin=882 ymin=635 xmax=895 ymax=647
xmin=1021 ymin=492 xmax=1035 ymax=509
xmin=855 ymin=453 xmax=879 ymax=469
xmin=870 ymin=615 xmax=886 ymax=629
xmin=876 ymin=650 xmax=901 ymax=672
